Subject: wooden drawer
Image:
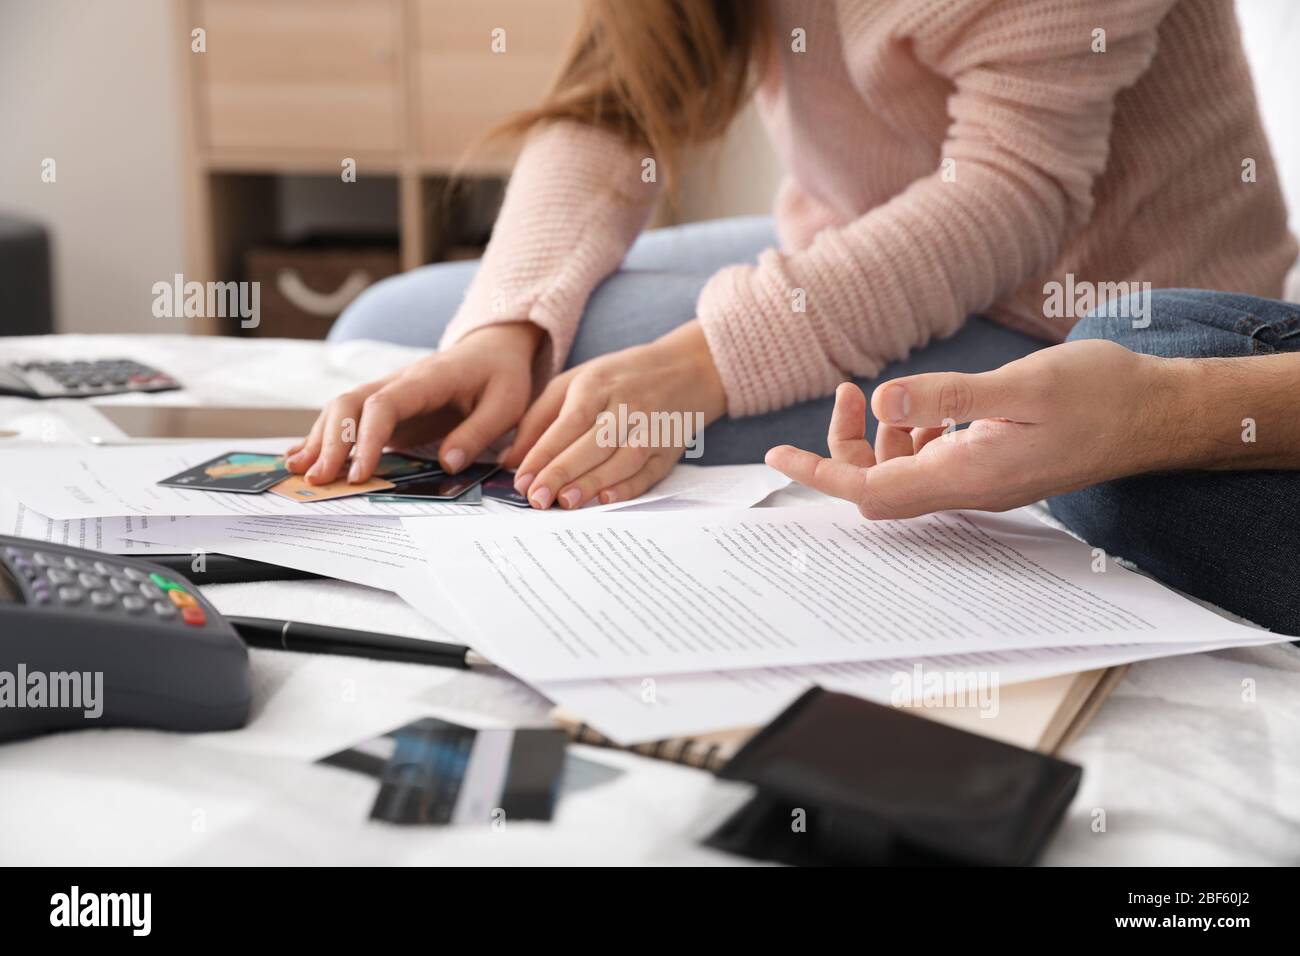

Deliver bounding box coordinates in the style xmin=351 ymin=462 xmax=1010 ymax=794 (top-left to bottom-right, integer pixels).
xmin=196 ymin=0 xmax=401 ymax=155
xmin=414 ymin=0 xmax=581 ymax=169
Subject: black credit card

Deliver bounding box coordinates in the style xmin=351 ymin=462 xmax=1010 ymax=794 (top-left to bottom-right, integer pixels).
xmin=481 ymin=469 xmax=532 ymax=507
xmin=364 ymin=463 xmax=499 ymax=501
xmin=156 ymin=451 xmax=290 ymax=493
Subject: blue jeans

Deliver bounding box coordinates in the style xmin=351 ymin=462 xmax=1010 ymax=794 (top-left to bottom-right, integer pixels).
xmin=329 ymin=216 xmax=1048 ymax=461
xmin=1050 ymin=289 xmax=1300 ymax=637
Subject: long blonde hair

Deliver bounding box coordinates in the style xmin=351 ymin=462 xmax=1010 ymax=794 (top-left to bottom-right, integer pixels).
xmin=498 ymin=0 xmax=767 ymax=188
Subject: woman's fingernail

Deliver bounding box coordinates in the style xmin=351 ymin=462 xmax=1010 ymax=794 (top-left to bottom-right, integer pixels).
xmin=599 ymin=490 xmax=618 ymax=505
xmin=348 ymin=462 xmax=362 ymax=483
xmin=880 ymin=384 xmax=910 ymax=423
xmin=560 ymin=488 xmax=581 ymax=509
xmin=530 ymin=486 xmax=553 ymax=509
xmin=514 ymin=472 xmax=535 ymax=494
xmin=443 ymin=448 xmax=465 ymax=472
xmin=306 ymin=465 xmax=322 ymax=483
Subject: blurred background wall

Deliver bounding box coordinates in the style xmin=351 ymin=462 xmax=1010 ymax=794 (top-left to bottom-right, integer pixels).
xmin=0 ymin=0 xmax=187 ymax=334
xmin=0 ymin=0 xmax=1294 ymax=335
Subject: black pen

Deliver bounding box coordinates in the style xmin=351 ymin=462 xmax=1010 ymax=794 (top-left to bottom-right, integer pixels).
xmin=227 ymin=616 xmax=491 ymax=670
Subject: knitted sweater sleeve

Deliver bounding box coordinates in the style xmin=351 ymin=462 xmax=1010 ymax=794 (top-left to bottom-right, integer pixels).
xmin=438 ymin=120 xmax=660 ymax=375
xmin=697 ymin=0 xmax=1178 ymax=415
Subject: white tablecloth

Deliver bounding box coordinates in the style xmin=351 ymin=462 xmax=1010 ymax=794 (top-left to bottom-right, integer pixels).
xmin=1 ymin=334 xmax=1297 ymax=865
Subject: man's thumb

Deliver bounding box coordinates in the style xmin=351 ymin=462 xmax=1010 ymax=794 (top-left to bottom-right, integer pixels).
xmin=870 ymin=368 xmax=1025 ymax=429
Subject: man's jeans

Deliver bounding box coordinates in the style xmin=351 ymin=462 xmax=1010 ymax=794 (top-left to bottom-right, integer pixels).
xmin=1050 ymin=289 xmax=1300 ymax=636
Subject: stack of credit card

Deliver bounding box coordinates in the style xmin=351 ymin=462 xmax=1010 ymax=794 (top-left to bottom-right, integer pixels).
xmin=157 ymin=450 xmax=523 ymax=505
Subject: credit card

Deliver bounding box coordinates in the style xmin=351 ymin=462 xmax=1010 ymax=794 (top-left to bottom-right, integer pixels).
xmin=367 ymin=485 xmax=482 ymax=505
xmin=481 ymin=469 xmax=532 ymax=507
xmin=318 ymin=717 xmax=567 ymax=825
xmin=373 ymin=452 xmax=443 ymax=483
xmin=157 ymin=451 xmax=290 ymax=494
xmin=363 ymin=463 xmax=499 ymax=501
xmin=269 ymin=474 xmax=395 ymax=502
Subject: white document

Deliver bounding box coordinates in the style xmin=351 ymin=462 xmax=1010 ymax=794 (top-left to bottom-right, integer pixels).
xmin=110 ymin=465 xmax=786 ymax=590
xmin=0 ymin=493 xmax=182 ymax=555
xmin=124 ymin=514 xmax=431 ymax=591
xmin=401 ymin=504 xmax=1270 ymax=683
xmin=602 ymin=463 xmax=790 ymax=511
xmin=1 ymin=441 xmax=480 ymax=520
xmin=535 ymin=637 xmax=1284 ymax=743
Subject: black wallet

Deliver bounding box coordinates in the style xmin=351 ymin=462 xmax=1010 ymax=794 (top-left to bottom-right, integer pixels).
xmin=705 ymin=687 xmax=1082 ymax=866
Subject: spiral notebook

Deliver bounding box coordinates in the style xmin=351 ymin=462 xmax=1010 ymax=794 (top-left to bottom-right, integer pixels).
xmin=552 ymin=666 xmax=1126 ymax=773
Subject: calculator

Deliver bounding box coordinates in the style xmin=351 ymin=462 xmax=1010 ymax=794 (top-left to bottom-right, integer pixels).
xmin=0 ymin=359 xmax=181 ymax=398
xmin=0 ymin=535 xmax=250 ymax=743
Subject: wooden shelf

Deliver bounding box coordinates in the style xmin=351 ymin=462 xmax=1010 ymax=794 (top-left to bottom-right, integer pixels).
xmin=178 ymin=0 xmax=580 ymax=334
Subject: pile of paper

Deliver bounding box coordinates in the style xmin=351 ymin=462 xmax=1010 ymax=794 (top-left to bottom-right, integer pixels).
xmin=0 ymin=440 xmax=792 ymax=590
xmin=392 ymin=505 xmax=1283 ymax=743
xmin=1 ymin=438 xmax=1283 ymax=746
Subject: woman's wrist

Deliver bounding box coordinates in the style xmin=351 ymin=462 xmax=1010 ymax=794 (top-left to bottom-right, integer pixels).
xmin=458 ymin=319 xmax=547 ymax=357
xmin=653 ymin=320 xmax=729 ymax=421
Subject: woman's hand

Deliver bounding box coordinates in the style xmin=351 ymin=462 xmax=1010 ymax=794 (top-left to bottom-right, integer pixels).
xmin=287 ymin=321 xmax=543 ymax=483
xmin=506 ymin=321 xmax=727 ymax=508
xmin=765 ymin=339 xmax=1191 ymax=518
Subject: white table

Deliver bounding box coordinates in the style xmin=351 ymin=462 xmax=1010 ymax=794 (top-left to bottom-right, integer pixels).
xmin=2 ymin=334 xmax=1298 ymax=865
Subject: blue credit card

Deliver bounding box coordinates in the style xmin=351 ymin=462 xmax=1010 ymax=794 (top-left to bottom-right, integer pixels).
xmin=319 ymin=717 xmax=567 ymax=825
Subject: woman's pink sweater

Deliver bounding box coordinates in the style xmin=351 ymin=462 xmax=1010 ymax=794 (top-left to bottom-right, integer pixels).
xmin=441 ymin=0 xmax=1296 ymax=416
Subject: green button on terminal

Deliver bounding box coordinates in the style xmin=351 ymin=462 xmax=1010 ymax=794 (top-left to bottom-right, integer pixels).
xmin=148 ymin=572 xmax=182 ymax=592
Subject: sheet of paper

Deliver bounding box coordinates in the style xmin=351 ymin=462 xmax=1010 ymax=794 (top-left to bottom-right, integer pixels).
xmin=0 ymin=493 xmax=181 ymax=555
xmin=0 ymin=440 xmax=480 ymax=520
xmin=534 ymin=636 xmax=1285 ymax=744
xmin=602 ymin=463 xmax=790 ymax=511
xmin=400 ymin=504 xmax=1271 ymax=682
xmin=110 ymin=463 xmax=786 ymax=591
xmin=120 ymin=514 xmax=432 ymax=591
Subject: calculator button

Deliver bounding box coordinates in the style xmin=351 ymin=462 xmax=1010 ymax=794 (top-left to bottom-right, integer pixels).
xmin=181 ymin=606 xmax=206 ymax=627
xmin=122 ymin=567 xmax=147 ymax=582
xmin=90 ymin=591 xmax=115 ymax=609
xmin=110 ymin=578 xmax=135 ymax=595
xmin=167 ymin=589 xmax=198 ymax=609
xmin=139 ymin=582 xmax=164 ymax=600
xmin=31 ymin=589 xmax=51 ymax=605
xmin=33 ymin=553 xmax=56 ymax=567
xmin=93 ymin=561 xmax=115 ymax=576
xmin=149 ymin=572 xmax=180 ymax=591
xmin=46 ymin=568 xmax=73 ymax=586
xmin=58 ymin=586 xmax=84 ymax=604
xmin=121 ymin=595 xmax=146 ymax=613
xmin=152 ymin=601 xmax=177 ymax=619
xmin=3 ymin=546 xmax=24 ymax=560
xmin=63 ymin=556 xmax=84 ymax=571
xmin=78 ymin=572 xmax=105 ymax=590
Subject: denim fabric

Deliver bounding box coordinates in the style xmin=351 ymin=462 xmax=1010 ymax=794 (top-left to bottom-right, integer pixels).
xmin=1049 ymin=289 xmax=1300 ymax=636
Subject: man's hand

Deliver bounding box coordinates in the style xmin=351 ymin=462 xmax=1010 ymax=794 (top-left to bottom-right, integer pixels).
xmin=765 ymin=339 xmax=1190 ymax=518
